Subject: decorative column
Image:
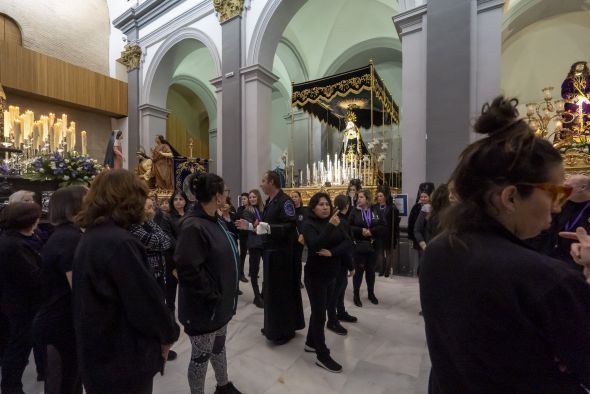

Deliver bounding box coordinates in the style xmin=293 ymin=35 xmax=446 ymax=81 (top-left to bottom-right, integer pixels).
xmin=241 ymin=65 xmax=279 ymax=190
xmin=117 ymin=43 xmax=142 ymax=170
xmin=210 ymin=76 xmax=223 ymax=176
xmin=213 ymin=0 xmax=245 ymax=198
xmin=471 ymin=0 xmax=504 ymax=141
xmin=393 ymin=5 xmax=427 ymax=216
xmin=209 ymin=128 xmax=218 ymax=174
xmin=138 ymin=104 xmax=168 ymax=150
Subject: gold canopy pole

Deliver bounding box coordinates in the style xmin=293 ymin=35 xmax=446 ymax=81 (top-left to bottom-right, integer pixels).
xmin=370 ymin=59 xmax=375 ymax=142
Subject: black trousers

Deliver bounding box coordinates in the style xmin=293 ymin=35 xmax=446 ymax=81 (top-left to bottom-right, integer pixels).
xmin=165 ymin=257 xmax=178 ymax=314
xmin=374 ymin=241 xmax=386 ymax=274
xmin=353 ymin=250 xmax=377 ymax=295
xmin=239 ymin=236 xmax=248 ymax=277
xmin=327 ymin=265 xmax=349 ymax=323
xmin=0 ymin=312 xmax=8 ymax=363
xmin=249 ymin=248 xmax=263 ymax=293
xmin=1 ymin=312 xmax=34 ymax=393
xmin=293 ymin=243 xmax=304 ymax=284
xmin=304 ymin=276 xmax=336 ymax=357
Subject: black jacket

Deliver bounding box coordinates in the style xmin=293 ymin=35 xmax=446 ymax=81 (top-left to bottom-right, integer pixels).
xmin=421 ymin=221 xmax=590 ymax=393
xmin=407 ymin=203 xmax=423 ymax=250
xmin=349 ymin=206 xmax=386 ymax=251
xmin=302 ymin=216 xmax=353 ymax=280
xmin=337 ymin=212 xmax=354 ymax=271
xmin=72 ymin=222 xmax=178 ymax=391
xmin=0 ymin=230 xmax=42 ymax=315
xmin=175 ymin=204 xmax=239 ymax=336
xmin=261 ymin=190 xmax=297 ymax=249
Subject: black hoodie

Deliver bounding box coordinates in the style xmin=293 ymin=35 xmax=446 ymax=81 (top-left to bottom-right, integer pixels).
xmin=175 ymin=204 xmax=239 ymax=336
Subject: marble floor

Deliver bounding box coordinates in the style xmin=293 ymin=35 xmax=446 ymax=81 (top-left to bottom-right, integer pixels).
xmin=22 ymin=275 xmax=431 ymax=394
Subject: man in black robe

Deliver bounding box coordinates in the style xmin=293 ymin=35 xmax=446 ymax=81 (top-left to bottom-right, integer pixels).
xmin=236 ymin=171 xmax=305 ymax=344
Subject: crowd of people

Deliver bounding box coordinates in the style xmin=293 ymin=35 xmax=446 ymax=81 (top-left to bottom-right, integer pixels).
xmin=3 ymin=95 xmax=590 ymax=393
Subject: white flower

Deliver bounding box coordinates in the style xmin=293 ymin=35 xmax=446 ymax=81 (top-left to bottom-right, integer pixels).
xmin=39 ymin=168 xmax=44 ymax=173
xmin=63 ymin=175 xmax=70 ymax=181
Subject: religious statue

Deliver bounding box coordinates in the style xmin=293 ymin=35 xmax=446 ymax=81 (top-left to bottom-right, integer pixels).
xmin=104 ymin=130 xmax=124 ymax=169
xmin=561 ymin=61 xmax=590 ymax=131
xmin=151 ymin=134 xmax=179 ymax=190
xmin=135 ymin=148 xmax=155 ymax=188
xmin=0 ymin=83 xmax=6 ymax=139
xmin=340 ymin=111 xmax=369 ymax=161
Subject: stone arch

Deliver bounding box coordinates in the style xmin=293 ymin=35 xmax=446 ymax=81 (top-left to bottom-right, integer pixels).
xmin=276 ymin=37 xmax=309 ymax=82
xmin=170 ymin=75 xmax=218 ymax=129
xmin=323 ymin=37 xmax=402 ymax=77
xmin=247 ymin=0 xmax=308 ymax=69
xmin=142 ymin=27 xmax=222 ymax=106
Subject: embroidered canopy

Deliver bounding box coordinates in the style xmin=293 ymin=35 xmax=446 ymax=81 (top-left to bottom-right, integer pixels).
xmin=291 ymin=63 xmax=399 ymax=131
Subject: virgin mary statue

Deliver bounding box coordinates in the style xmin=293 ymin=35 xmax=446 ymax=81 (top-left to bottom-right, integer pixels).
xmin=340 ymin=111 xmax=369 ymax=161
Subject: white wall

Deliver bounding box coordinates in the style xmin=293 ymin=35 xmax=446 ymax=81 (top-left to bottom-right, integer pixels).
xmin=502 ymin=12 xmax=590 ymax=105
xmin=0 ymin=0 xmax=111 ymax=75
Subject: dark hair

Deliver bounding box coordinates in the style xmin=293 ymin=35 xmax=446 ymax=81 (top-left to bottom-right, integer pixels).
xmin=115 ymin=130 xmax=123 ymax=139
xmin=376 ymin=185 xmax=393 ymax=206
xmin=156 ymin=134 xmax=181 ymax=157
xmin=567 ymin=61 xmax=589 ymax=79
xmin=76 ymin=169 xmax=148 ymax=229
xmin=240 ymin=192 xmax=249 ymax=198
xmin=0 ymin=202 xmax=41 ymax=231
xmin=191 ymin=173 xmax=224 ymax=204
xmin=349 ymin=179 xmax=362 ymax=190
xmin=415 ymin=182 xmax=435 ymax=203
xmin=442 ymin=96 xmax=563 ymax=237
xmin=169 ymin=189 xmax=189 ymax=216
xmin=334 ymin=194 xmax=350 ymax=212
xmin=291 ymin=190 xmax=302 ymax=199
xmin=307 ymin=192 xmax=333 ymax=220
xmin=428 ymin=184 xmax=450 ymax=235
xmin=265 ymin=171 xmax=281 ymax=188
xmin=49 ymin=185 xmax=87 ymax=225
xmin=358 ymin=189 xmax=371 ymax=203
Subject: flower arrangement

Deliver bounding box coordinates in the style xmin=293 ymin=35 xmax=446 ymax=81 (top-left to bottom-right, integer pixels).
xmin=25 ymin=151 xmax=103 ymax=186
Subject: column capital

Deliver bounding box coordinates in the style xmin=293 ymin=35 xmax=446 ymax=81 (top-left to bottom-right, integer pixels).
xmin=210 ymin=76 xmax=223 ymax=93
xmin=138 ymin=104 xmax=169 ymax=119
xmin=393 ymin=4 xmax=427 ymax=39
xmin=240 ymin=64 xmax=279 ymax=88
xmin=477 ymin=0 xmax=504 ymax=14
xmin=117 ymin=44 xmax=143 ymax=72
xmin=213 ymin=0 xmax=245 ymax=24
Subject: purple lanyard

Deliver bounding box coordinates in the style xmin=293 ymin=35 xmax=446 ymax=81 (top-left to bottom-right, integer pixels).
xmin=362 ymin=208 xmax=372 ymax=227
xmin=565 ymin=201 xmax=590 ymax=232
xmin=254 ymin=208 xmax=262 ymax=221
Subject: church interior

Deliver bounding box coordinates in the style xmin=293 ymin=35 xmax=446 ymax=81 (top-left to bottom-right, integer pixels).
xmin=2 ymin=0 xmax=590 ymax=393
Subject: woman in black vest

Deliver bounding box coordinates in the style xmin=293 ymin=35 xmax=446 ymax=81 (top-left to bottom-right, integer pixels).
xmin=0 ymin=202 xmax=42 ymax=394
xmin=421 ymin=96 xmax=590 ymax=392
xmin=291 ymin=190 xmax=306 ymax=288
xmin=350 ymin=189 xmax=385 ymax=307
xmin=175 ymin=173 xmax=242 ymax=394
xmin=302 ymin=192 xmax=352 ymax=373
xmin=240 ymin=189 xmax=265 ymax=308
xmin=34 ymin=186 xmax=87 ymax=394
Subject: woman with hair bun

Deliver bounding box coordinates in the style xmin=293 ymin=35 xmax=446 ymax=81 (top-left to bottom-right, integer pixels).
xmin=421 ymin=96 xmax=590 ymax=393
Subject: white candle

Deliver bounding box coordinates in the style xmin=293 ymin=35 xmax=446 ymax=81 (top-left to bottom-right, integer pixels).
xmin=306 ymin=164 xmax=310 ymax=185
xmin=3 ymin=111 xmax=10 ymax=139
xmin=41 ymin=116 xmax=49 ymax=142
xmin=81 ymin=130 xmax=87 ymax=155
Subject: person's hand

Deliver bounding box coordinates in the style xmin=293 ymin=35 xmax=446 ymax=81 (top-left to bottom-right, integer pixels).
xmin=348 ymin=269 xmax=355 ymax=277
xmin=235 ymin=219 xmax=250 ymax=230
xmin=254 ymin=220 xmax=260 ymax=228
xmin=329 ymin=209 xmax=340 ymax=226
xmin=161 ymin=343 xmax=172 ymax=361
xmin=419 ymin=241 xmax=427 ymax=251
xmin=362 ymin=228 xmax=371 ymax=237
xmin=172 ymin=269 xmax=178 ymax=280
xmin=317 ymin=249 xmax=332 ymax=257
xmin=559 ymin=227 xmax=590 ymax=283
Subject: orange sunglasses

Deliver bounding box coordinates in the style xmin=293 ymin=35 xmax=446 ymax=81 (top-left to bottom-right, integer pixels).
xmin=517 ymin=183 xmax=573 ymax=206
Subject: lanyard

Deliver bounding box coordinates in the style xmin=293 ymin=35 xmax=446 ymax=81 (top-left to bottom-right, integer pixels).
xmin=565 ymin=201 xmax=590 ymax=232
xmin=254 ymin=208 xmax=262 ymax=221
xmin=362 ymin=208 xmax=372 ymax=227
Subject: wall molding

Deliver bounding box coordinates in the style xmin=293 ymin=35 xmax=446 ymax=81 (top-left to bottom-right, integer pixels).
xmin=392 ymin=4 xmax=427 ymax=39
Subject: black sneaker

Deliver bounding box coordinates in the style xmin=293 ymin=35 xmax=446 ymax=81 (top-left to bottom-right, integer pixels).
xmin=304 ymin=343 xmax=316 ymax=353
xmin=337 ymin=312 xmax=358 ymax=323
xmin=167 ymin=350 xmax=178 ymax=361
xmin=315 ymin=354 xmax=342 ymax=373
xmin=253 ymin=295 xmax=264 ymax=308
xmin=240 ymin=275 xmax=249 ymax=283
xmin=237 ymin=289 xmax=243 ymax=296
xmin=214 ymin=381 xmax=242 ymax=394
xmin=327 ymin=322 xmax=347 ymax=336
xmin=353 ymin=293 xmax=362 ymax=307
xmin=368 ymin=293 xmax=379 ymax=305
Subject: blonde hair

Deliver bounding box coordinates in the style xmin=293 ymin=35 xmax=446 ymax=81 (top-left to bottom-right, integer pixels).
xmin=247 ymin=189 xmax=264 ymax=214
xmin=8 ymin=190 xmax=35 ymax=204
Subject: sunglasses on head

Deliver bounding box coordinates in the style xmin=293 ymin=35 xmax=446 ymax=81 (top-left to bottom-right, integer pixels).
xmin=516 ymin=183 xmax=573 ymax=206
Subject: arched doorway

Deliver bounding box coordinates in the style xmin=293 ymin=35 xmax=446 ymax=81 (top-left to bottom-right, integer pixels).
xmin=141 ymin=29 xmax=220 ymax=171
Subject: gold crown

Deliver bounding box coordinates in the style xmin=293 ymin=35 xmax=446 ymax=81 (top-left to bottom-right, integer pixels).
xmin=345 ymin=111 xmax=357 ymax=123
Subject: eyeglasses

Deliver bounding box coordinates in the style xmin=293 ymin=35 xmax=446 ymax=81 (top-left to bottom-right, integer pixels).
xmin=517 ymin=183 xmax=573 ymax=206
